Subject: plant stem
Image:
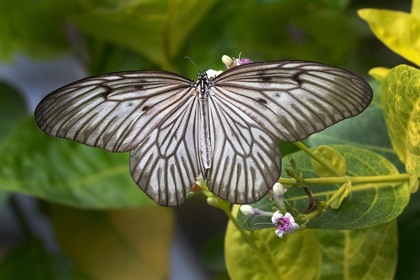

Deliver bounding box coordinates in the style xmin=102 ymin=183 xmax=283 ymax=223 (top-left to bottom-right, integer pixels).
xmin=293 ymin=141 xmax=344 ymax=177
xmin=279 ymin=173 xmax=410 ymax=185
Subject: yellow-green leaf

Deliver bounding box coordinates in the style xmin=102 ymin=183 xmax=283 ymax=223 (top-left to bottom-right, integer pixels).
xmin=313 ymin=220 xmax=397 ymax=279
xmin=225 ymin=205 xmax=322 ymax=280
xmin=227 ymin=206 xmax=398 ymax=279
xmin=49 ymin=204 xmax=174 ymax=280
xmin=311 ymin=146 xmax=347 ymax=177
xmin=381 ymin=64 xmax=420 ymax=190
xmin=412 ymin=0 xmax=420 ymax=19
xmin=358 ymin=9 xmax=420 ymax=66
xmin=369 ymin=67 xmax=390 ymax=82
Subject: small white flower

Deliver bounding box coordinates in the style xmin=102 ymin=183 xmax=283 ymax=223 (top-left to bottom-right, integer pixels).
xmin=271 ymin=211 xmax=299 ymax=238
xmin=206 ymin=69 xmax=223 ymax=79
xmin=271 ymin=182 xmax=287 ymax=208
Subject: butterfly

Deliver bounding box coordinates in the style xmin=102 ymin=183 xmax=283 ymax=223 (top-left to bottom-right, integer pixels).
xmin=35 ymin=58 xmax=373 ymax=206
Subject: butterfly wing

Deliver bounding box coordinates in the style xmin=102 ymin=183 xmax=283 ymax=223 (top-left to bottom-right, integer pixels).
xmin=129 ymin=97 xmax=203 ymax=206
xmin=35 ymin=70 xmax=202 ymax=206
xmin=212 ymin=60 xmax=373 ymax=142
xmin=206 ymin=60 xmax=372 ymax=203
xmin=35 ymin=70 xmax=195 ymax=153
xmin=207 ymin=95 xmax=282 ymax=204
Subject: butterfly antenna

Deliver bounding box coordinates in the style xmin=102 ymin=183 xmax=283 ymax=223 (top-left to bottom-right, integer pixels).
xmin=203 ymin=46 xmax=242 ymax=72
xmin=184 ymin=56 xmax=200 ymax=71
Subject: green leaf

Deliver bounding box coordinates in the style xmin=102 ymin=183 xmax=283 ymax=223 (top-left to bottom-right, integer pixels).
xmin=313 ymin=220 xmax=397 ymax=279
xmin=0 ymin=82 xmax=27 ymax=141
xmin=395 ymin=188 xmax=420 ymax=279
xmin=238 ymin=145 xmax=409 ymax=230
xmin=70 ymin=0 xmax=217 ymax=68
xmin=226 ymin=206 xmax=397 ymax=279
xmin=308 ymin=105 xmax=405 ymax=172
xmin=226 ymin=206 xmax=322 ymax=280
xmin=0 ymin=240 xmax=73 ymax=280
xmin=381 ymin=64 xmax=420 ymax=190
xmin=49 ymin=204 xmax=174 ymax=280
xmin=0 ymin=118 xmax=153 ymax=209
xmin=311 ymin=146 xmax=347 ymax=177
xmin=0 ymin=0 xmax=78 ymax=61
xmin=0 ymin=82 xmax=27 ymax=209
xmin=358 ymin=8 xmax=420 ymax=66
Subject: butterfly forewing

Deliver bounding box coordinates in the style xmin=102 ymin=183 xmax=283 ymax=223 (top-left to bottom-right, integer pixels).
xmin=212 ymin=60 xmax=373 ymax=142
xmin=35 ymin=71 xmax=194 ymax=153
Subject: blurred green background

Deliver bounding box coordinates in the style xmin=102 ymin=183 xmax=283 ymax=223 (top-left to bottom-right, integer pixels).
xmin=0 ymin=0 xmax=417 ymax=279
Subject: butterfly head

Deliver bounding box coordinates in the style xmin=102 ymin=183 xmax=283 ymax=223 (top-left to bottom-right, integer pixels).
xmin=197 ymin=72 xmax=208 ymax=80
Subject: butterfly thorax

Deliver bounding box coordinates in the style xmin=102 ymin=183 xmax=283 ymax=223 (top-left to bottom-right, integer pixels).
xmin=196 ymin=72 xmax=212 ymax=169
xmin=197 ymin=72 xmax=210 ymax=98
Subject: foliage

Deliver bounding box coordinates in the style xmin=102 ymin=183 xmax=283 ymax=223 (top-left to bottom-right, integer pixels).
xmin=0 ymin=0 xmax=418 ymax=279
xmin=238 ymin=145 xmax=409 ymax=230
xmin=226 ymin=206 xmax=397 ymax=280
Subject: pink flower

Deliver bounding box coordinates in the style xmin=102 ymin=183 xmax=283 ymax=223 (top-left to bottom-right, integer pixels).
xmin=271 ymin=211 xmax=299 ymax=238
xmin=239 ymin=58 xmax=253 ymax=65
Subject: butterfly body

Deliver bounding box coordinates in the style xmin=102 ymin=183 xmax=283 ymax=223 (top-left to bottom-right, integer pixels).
xmin=35 ymin=60 xmax=373 ymax=206
xmin=196 ymin=72 xmax=212 ymax=169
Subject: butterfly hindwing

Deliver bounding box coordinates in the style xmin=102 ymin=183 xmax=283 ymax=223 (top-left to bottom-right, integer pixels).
xmin=129 ymin=97 xmax=202 ymax=206
xmin=207 ymin=92 xmax=282 ymax=204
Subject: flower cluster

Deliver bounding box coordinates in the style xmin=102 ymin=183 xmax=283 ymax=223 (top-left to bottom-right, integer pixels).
xmin=205 ymin=54 xmax=253 ymax=79
xmin=240 ymin=183 xmax=300 ymax=238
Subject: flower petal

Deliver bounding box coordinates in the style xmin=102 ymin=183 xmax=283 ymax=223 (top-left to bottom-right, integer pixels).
xmin=275 ymin=229 xmax=284 ymax=238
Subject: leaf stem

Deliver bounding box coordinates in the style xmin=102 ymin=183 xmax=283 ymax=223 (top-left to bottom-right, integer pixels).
xmin=293 ymin=141 xmax=343 ymax=177
xmin=279 ymin=173 xmax=410 ymax=185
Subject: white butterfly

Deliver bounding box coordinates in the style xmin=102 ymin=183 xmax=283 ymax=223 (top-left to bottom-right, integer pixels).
xmin=35 ymin=58 xmax=372 ymax=206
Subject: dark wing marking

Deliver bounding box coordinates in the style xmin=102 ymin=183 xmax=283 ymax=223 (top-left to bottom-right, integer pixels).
xmin=212 ymin=60 xmax=373 ymax=142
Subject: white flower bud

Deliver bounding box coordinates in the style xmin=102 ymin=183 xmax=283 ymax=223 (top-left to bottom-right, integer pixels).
xmin=240 ymin=205 xmax=255 ymax=216
xmin=272 ymin=182 xmax=287 ymax=208
xmin=222 ymin=55 xmax=234 ymax=68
